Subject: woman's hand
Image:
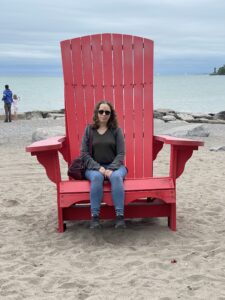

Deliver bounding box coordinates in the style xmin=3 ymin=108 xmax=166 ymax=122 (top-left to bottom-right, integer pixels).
xmin=99 ymin=166 xmax=106 ymax=176
xmin=105 ymin=169 xmax=113 ymax=178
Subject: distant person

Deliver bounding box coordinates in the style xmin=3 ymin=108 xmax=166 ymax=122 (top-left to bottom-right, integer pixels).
xmin=12 ymin=94 xmax=20 ymax=120
xmin=2 ymin=85 xmax=13 ymax=122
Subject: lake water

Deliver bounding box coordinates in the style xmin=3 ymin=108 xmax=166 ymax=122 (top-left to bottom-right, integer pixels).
xmin=1 ymin=75 xmax=224 ymax=114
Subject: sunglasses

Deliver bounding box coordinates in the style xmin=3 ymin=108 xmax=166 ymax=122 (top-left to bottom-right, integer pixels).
xmin=98 ymin=110 xmax=111 ymax=116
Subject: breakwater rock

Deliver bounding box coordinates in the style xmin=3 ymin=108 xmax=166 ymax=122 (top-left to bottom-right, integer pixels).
xmin=153 ymin=109 xmax=225 ymax=124
xmin=1 ymin=108 xmax=225 ymax=124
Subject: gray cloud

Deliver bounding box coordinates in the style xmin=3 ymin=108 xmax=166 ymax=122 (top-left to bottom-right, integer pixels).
xmin=1 ymin=0 xmax=225 ymax=74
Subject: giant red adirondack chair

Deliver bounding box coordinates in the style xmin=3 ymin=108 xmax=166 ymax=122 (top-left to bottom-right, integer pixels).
xmin=26 ymin=33 xmax=204 ymax=232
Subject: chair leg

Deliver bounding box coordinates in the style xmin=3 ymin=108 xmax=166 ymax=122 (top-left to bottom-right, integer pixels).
xmin=168 ymin=203 xmax=176 ymax=231
xmin=57 ymin=207 xmax=65 ymax=233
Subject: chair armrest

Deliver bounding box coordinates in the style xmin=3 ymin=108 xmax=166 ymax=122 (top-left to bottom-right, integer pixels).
xmin=154 ymin=135 xmax=204 ymax=179
xmin=26 ymin=136 xmax=66 ymax=152
xmin=26 ymin=136 xmax=67 ymax=184
xmin=154 ymin=135 xmax=204 ymax=146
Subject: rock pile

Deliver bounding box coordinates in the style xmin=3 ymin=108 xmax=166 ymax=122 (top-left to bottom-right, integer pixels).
xmin=32 ymin=126 xmax=65 ymax=142
xmin=24 ymin=109 xmax=65 ymax=120
xmin=3 ymin=108 xmax=224 ymax=124
xmin=161 ymin=123 xmax=210 ymax=138
xmin=0 ymin=109 xmax=65 ymax=120
xmin=153 ymin=109 xmax=225 ymax=124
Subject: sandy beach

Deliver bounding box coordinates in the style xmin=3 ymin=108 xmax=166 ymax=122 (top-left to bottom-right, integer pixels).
xmin=1 ymin=117 xmax=225 ymax=299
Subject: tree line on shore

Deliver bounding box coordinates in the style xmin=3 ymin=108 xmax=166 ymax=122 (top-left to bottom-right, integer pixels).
xmin=210 ymin=64 xmax=225 ymax=75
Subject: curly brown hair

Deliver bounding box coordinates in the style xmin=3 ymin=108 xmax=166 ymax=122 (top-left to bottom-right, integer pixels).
xmin=92 ymin=100 xmax=118 ymax=129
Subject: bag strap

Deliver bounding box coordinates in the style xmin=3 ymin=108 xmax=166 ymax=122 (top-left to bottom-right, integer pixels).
xmin=88 ymin=125 xmax=93 ymax=156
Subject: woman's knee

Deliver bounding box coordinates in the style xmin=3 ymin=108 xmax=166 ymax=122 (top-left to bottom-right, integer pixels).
xmin=85 ymin=170 xmax=104 ymax=183
xmin=91 ymin=171 xmax=104 ymax=183
xmin=110 ymin=172 xmax=123 ymax=184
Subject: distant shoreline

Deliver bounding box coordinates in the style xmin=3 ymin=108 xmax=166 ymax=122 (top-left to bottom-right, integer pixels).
xmin=209 ymin=73 xmax=225 ymax=76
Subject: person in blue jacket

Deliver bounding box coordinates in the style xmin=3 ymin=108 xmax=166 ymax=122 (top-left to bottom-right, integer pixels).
xmin=2 ymin=85 xmax=13 ymax=122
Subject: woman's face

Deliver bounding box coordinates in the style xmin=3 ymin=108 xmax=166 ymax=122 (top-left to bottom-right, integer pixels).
xmin=97 ymin=103 xmax=111 ymax=126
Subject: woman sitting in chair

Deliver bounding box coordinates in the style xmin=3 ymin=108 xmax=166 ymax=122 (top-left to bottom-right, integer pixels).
xmin=81 ymin=100 xmax=127 ymax=229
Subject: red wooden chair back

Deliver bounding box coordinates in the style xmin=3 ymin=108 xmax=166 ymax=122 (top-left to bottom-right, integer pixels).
xmin=61 ymin=33 xmax=154 ymax=179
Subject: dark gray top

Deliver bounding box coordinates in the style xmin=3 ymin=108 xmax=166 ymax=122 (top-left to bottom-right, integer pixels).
xmin=92 ymin=129 xmax=116 ymax=164
xmin=81 ymin=126 xmax=125 ymax=170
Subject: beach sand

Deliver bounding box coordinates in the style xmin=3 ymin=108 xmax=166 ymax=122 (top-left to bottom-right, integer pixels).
xmin=1 ymin=118 xmax=225 ymax=299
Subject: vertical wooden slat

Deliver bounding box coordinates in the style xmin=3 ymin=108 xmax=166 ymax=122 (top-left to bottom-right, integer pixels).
xmin=112 ymin=34 xmax=124 ymax=131
xmin=61 ymin=40 xmax=79 ymax=161
xmin=102 ymin=34 xmax=114 ymax=103
xmin=81 ymin=36 xmax=95 ymax=123
xmin=133 ymin=36 xmax=144 ymax=177
xmin=143 ymin=38 xmax=154 ymax=177
xmin=71 ymin=37 xmax=86 ymax=151
xmin=60 ymin=40 xmax=73 ymax=85
xmin=91 ymin=34 xmax=104 ymax=102
xmin=123 ymin=35 xmax=135 ymax=178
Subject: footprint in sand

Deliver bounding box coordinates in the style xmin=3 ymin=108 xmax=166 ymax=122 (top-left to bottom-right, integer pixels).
xmin=3 ymin=200 xmax=19 ymax=207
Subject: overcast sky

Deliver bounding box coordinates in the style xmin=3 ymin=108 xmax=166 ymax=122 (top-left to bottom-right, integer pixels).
xmin=1 ymin=0 xmax=225 ymax=75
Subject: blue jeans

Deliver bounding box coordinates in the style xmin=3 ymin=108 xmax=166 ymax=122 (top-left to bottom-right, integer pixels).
xmin=85 ymin=165 xmax=127 ymax=217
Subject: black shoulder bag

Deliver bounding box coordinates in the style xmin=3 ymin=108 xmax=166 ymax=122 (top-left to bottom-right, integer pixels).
xmin=67 ymin=126 xmax=93 ymax=180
